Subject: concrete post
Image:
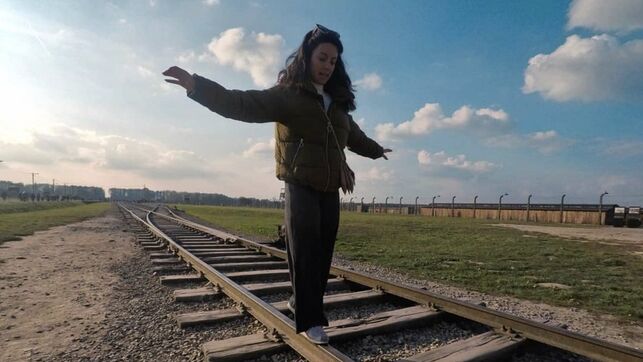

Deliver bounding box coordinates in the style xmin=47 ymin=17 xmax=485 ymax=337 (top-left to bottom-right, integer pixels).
xmin=599 ymin=191 xmax=608 ymax=225
xmin=560 ymin=194 xmax=566 ymax=223
xmin=498 ymin=193 xmax=508 ymax=220
xmin=473 ymin=195 xmax=478 ymax=219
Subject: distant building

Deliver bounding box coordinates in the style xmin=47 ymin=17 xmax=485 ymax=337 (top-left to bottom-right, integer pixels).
xmin=0 ymin=180 xmax=105 ymax=201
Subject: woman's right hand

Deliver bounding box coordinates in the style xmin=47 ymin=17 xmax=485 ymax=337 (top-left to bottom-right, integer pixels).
xmin=162 ymin=66 xmax=195 ymax=93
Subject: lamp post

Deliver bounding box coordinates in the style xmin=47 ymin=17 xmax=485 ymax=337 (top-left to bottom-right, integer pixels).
xmin=399 ymin=196 xmax=403 ymax=214
xmin=498 ymin=193 xmax=508 ymax=220
xmin=451 ymin=196 xmax=456 ymax=217
xmin=527 ymin=194 xmax=533 ymax=222
xmin=349 ymin=197 xmax=354 ymax=212
xmin=415 ymin=196 xmax=420 ymax=216
xmin=473 ymin=195 xmax=478 ymax=219
xmin=360 ymin=197 xmax=364 ymax=213
xmin=599 ymin=191 xmax=608 ymax=225
xmin=432 ymin=195 xmax=440 ymax=217
xmin=560 ymin=194 xmax=566 ymax=224
xmin=372 ymin=196 xmax=376 ymax=214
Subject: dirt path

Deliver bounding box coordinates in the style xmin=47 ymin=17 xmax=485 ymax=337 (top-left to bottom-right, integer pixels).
xmin=0 ymin=209 xmax=134 ymax=361
xmin=494 ymin=223 xmax=643 ymax=249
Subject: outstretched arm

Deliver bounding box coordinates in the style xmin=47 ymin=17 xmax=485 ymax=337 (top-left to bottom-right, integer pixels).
xmin=163 ymin=66 xmax=287 ymax=123
xmin=346 ymin=116 xmax=392 ymax=160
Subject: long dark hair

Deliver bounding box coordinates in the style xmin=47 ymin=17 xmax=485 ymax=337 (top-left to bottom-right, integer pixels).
xmin=277 ymin=25 xmax=356 ymax=112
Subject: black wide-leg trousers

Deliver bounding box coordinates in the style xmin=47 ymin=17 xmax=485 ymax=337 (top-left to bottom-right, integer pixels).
xmin=284 ymin=182 xmax=339 ymax=333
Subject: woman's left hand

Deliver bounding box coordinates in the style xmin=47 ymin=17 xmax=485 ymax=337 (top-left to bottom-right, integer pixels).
xmin=162 ymin=66 xmax=195 ymax=93
xmin=382 ymin=148 xmax=392 ymax=160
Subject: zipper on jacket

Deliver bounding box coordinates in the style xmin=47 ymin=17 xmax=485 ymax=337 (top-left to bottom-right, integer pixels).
xmin=317 ymin=100 xmax=332 ymax=192
xmin=290 ymin=139 xmax=304 ymax=171
xmin=324 ymin=122 xmax=331 ymax=191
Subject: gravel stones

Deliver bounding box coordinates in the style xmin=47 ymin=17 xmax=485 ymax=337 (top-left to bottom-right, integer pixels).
xmin=50 ymin=239 xmax=262 ymax=361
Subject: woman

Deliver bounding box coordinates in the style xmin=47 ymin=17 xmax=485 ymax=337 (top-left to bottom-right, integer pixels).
xmin=163 ymin=24 xmax=391 ymax=344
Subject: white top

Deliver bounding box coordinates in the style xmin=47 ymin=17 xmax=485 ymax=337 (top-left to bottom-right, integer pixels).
xmin=313 ymin=82 xmax=332 ymax=113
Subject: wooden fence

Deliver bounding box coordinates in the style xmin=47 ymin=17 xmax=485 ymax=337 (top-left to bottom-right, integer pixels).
xmin=347 ymin=204 xmax=614 ymax=225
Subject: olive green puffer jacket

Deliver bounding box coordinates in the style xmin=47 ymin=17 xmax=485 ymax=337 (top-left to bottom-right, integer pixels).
xmin=188 ymin=74 xmax=384 ymax=192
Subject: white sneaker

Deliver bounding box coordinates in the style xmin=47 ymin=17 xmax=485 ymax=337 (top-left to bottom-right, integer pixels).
xmin=303 ymin=326 xmax=329 ymax=345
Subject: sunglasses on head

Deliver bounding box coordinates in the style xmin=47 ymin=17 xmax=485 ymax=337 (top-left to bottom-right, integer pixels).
xmin=313 ymin=24 xmax=340 ymax=39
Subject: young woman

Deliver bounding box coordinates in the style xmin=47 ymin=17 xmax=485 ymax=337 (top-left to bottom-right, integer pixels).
xmin=163 ymin=24 xmax=391 ymax=344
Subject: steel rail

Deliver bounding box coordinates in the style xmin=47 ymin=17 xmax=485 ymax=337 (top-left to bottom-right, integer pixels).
xmin=118 ymin=203 xmax=353 ymax=362
xmin=156 ymin=206 xmax=643 ymax=362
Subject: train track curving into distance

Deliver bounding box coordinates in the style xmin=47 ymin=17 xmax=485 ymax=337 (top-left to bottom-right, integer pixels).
xmin=117 ymin=203 xmax=642 ymax=362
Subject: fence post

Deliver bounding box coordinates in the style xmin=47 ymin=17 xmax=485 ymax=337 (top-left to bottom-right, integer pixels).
xmin=599 ymin=191 xmax=608 ymax=225
xmin=498 ymin=193 xmax=508 ymax=220
xmin=473 ymin=195 xmax=478 ymax=219
xmin=451 ymin=196 xmax=456 ymax=217
xmin=560 ymin=194 xmax=566 ymax=223
xmin=527 ymin=194 xmax=532 ymax=222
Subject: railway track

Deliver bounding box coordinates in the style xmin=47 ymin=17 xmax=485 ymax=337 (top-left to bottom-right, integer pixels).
xmin=117 ymin=203 xmax=642 ymax=362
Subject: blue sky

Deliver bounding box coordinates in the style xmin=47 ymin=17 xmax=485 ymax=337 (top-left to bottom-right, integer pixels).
xmin=1 ymin=0 xmax=642 ymax=205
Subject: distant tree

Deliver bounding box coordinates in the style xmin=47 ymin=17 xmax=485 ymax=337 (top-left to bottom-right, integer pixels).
xmin=1 ymin=191 xmax=7 ymax=201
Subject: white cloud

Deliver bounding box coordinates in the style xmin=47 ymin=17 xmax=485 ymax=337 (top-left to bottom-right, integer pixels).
xmin=205 ymin=27 xmax=285 ymax=87
xmin=355 ymin=73 xmax=383 ymax=91
xmin=0 ymin=124 xmax=217 ymax=179
xmin=0 ymin=9 xmax=85 ymax=55
xmin=177 ymin=50 xmax=196 ymax=64
xmin=600 ymin=140 xmax=643 ymax=157
xmin=568 ymin=0 xmax=643 ymax=33
xmin=136 ymin=65 xmax=154 ymax=78
xmin=529 ymin=130 xmax=557 ymax=141
xmin=356 ymin=166 xmax=393 ymax=182
xmin=417 ymin=150 xmax=498 ymax=173
xmin=242 ymin=138 xmax=275 ymax=158
xmin=485 ymin=130 xmax=574 ymax=155
xmin=375 ymin=103 xmax=510 ymax=141
xmin=523 ymin=34 xmax=643 ymax=102
xmin=203 ymin=0 xmax=220 ymax=6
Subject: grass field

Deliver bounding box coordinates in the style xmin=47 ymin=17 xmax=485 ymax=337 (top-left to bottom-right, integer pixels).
xmin=173 ymin=204 xmax=642 ymax=321
xmin=0 ymin=201 xmax=86 ymax=214
xmin=0 ymin=202 xmax=110 ymax=243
